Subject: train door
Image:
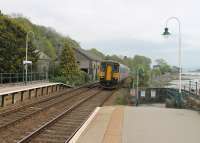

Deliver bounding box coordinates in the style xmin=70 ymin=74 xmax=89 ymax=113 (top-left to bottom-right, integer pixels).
xmin=106 ymin=64 xmax=112 ymax=81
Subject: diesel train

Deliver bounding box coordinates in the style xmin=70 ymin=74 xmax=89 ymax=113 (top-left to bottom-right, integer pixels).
xmin=99 ymin=60 xmax=129 ymax=88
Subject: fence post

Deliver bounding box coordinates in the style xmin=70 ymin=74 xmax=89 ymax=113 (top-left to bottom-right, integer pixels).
xmin=196 ymin=82 xmax=198 ymax=96
xmin=46 ymin=72 xmax=48 ymax=81
xmin=16 ymin=73 xmax=19 ymax=83
xmin=189 ymin=80 xmax=191 ymax=96
xmin=31 ymin=71 xmax=33 ymax=83
xmin=0 ymin=73 xmax=2 ymax=84
xmin=199 ymin=88 xmax=200 ymax=96
xmin=22 ymin=73 xmax=24 ymax=83
xmin=9 ymin=73 xmax=11 ymax=83
xmin=31 ymin=64 xmax=32 ymax=83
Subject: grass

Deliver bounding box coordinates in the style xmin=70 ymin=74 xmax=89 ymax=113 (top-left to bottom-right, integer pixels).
xmin=114 ymin=88 xmax=129 ymax=105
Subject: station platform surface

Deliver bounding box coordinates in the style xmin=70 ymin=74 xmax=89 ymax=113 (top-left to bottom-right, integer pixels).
xmin=69 ymin=106 xmax=200 ymax=143
xmin=0 ymin=82 xmax=59 ymax=95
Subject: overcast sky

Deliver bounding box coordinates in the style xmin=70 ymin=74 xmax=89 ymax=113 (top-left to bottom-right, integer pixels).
xmin=1 ymin=0 xmax=200 ymax=69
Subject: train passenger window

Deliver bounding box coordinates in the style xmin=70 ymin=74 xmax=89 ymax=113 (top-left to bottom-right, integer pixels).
xmin=101 ymin=64 xmax=106 ymax=72
xmin=113 ymin=65 xmax=119 ymax=72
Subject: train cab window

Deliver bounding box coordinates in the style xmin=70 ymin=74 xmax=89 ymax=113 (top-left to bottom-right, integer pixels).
xmin=101 ymin=63 xmax=106 ymax=72
xmin=113 ymin=64 xmax=119 ymax=72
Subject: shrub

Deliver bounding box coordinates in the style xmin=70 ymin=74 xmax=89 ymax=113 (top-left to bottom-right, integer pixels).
xmin=50 ymin=71 xmax=90 ymax=86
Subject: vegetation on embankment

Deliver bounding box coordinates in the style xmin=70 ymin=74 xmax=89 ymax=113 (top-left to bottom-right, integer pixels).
xmin=0 ymin=13 xmax=39 ymax=73
xmin=52 ymin=41 xmax=90 ymax=86
xmin=114 ymin=88 xmax=129 ymax=105
xmin=0 ymin=11 xmax=80 ymax=72
xmin=0 ymin=11 xmax=88 ymax=85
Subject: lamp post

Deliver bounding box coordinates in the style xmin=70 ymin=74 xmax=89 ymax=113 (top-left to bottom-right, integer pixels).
xmin=136 ymin=69 xmax=139 ymax=102
xmin=136 ymin=67 xmax=144 ymax=104
xmin=162 ymin=17 xmax=182 ymax=94
xmin=24 ymin=31 xmax=35 ymax=85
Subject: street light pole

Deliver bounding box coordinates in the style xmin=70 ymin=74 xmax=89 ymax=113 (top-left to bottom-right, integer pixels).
xmin=25 ymin=31 xmax=35 ymax=85
xmin=163 ymin=17 xmax=182 ymax=93
xmin=136 ymin=67 xmax=144 ymax=104
xmin=136 ymin=68 xmax=139 ymax=101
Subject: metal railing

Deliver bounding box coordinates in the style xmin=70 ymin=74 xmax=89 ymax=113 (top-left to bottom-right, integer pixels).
xmin=183 ymin=81 xmax=200 ymax=96
xmin=167 ymin=80 xmax=200 ymax=96
xmin=0 ymin=72 xmax=48 ymax=85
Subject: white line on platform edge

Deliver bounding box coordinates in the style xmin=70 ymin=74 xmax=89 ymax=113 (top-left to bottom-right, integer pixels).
xmin=68 ymin=107 xmax=101 ymax=143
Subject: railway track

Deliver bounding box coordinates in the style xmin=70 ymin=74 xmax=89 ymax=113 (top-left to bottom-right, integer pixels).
xmin=0 ymin=83 xmax=102 ymax=143
xmin=17 ymin=89 xmax=113 ymax=143
xmin=0 ymin=87 xmax=89 ymax=129
xmin=0 ymin=82 xmax=98 ymax=116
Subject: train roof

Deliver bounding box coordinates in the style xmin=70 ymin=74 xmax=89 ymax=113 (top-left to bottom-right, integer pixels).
xmin=101 ymin=60 xmax=119 ymax=64
xmin=101 ymin=60 xmax=130 ymax=70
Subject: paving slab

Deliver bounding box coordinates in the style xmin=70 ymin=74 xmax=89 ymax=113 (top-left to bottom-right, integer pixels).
xmin=70 ymin=106 xmax=200 ymax=143
xmin=102 ymin=106 xmax=124 ymax=143
xmin=123 ymin=106 xmax=200 ymax=143
xmin=70 ymin=106 xmax=116 ymax=143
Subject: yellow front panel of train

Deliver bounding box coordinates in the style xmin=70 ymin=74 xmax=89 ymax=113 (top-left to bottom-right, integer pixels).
xmin=99 ymin=72 xmax=105 ymax=78
xmin=106 ymin=65 xmax=112 ymax=81
xmin=113 ymin=73 xmax=119 ymax=79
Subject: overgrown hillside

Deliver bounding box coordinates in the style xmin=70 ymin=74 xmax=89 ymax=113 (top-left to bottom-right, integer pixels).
xmin=0 ymin=13 xmax=39 ymax=72
xmin=0 ymin=11 xmax=80 ymax=72
xmin=12 ymin=16 xmax=80 ymax=60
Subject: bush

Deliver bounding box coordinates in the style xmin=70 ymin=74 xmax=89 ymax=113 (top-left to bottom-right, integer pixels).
xmin=50 ymin=71 xmax=90 ymax=86
xmin=114 ymin=89 xmax=129 ymax=105
xmin=51 ymin=76 xmax=67 ymax=84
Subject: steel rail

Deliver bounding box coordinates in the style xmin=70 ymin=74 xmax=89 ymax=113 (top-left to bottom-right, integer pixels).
xmin=17 ymin=89 xmax=104 ymax=143
xmin=64 ymin=89 xmax=116 ymax=143
xmin=0 ymin=82 xmax=98 ymax=117
xmin=0 ymin=87 xmax=97 ymax=130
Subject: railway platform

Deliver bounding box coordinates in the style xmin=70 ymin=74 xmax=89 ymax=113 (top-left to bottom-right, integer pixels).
xmin=1 ymin=82 xmax=52 ymax=93
xmin=0 ymin=82 xmax=71 ymax=107
xmin=69 ymin=106 xmax=200 ymax=143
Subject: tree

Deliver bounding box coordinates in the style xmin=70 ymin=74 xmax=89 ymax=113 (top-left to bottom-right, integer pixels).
xmin=0 ymin=15 xmax=39 ymax=73
xmin=123 ymin=56 xmax=134 ymax=71
xmin=59 ymin=41 xmax=78 ymax=78
xmin=151 ymin=68 xmax=161 ymax=78
xmin=88 ymin=48 xmax=105 ymax=59
xmin=155 ymin=59 xmax=171 ymax=74
xmin=12 ymin=16 xmax=81 ymax=61
xmin=105 ymin=55 xmax=124 ymax=64
xmin=132 ymin=55 xmax=151 ymax=71
xmin=131 ymin=55 xmax=152 ymax=87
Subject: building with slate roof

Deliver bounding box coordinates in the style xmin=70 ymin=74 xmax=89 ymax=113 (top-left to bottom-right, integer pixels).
xmin=73 ymin=48 xmax=102 ymax=80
